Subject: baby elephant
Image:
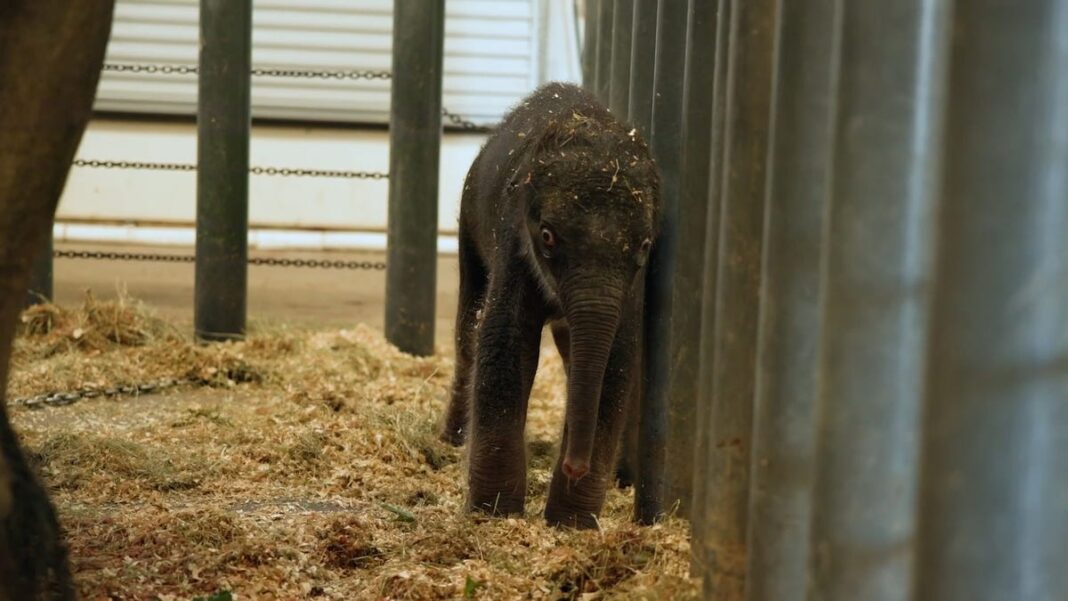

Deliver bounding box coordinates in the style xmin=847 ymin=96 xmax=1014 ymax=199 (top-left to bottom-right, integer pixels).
xmin=441 ymin=82 xmax=660 ymax=528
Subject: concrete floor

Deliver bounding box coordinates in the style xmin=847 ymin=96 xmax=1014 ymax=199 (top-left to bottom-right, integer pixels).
xmin=51 ymin=242 xmax=460 ymax=350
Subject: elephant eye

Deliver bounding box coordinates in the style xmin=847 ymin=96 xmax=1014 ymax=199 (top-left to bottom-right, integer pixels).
xmin=640 ymin=238 xmax=652 ymax=254
xmin=540 ymin=227 xmax=557 ymax=257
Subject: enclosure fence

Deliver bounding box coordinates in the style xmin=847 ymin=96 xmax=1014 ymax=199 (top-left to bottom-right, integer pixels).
xmin=22 ymin=1 xmax=1068 ymax=598
xmin=585 ymin=0 xmax=1068 ymax=600
xmin=28 ymin=0 xmax=477 ymax=356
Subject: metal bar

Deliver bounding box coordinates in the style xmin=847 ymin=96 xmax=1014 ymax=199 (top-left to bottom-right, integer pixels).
xmin=582 ymin=0 xmax=598 ymax=90
xmin=690 ymin=0 xmax=732 ymax=574
xmin=914 ymin=2 xmax=1068 ymax=600
xmin=635 ymin=0 xmax=689 ymax=526
xmin=663 ymin=0 xmax=719 ymax=519
xmin=700 ymin=0 xmax=776 ymax=597
xmin=743 ymin=1 xmax=839 ymax=599
xmin=627 ymin=0 xmax=658 ymax=133
xmin=194 ymin=0 xmax=252 ymax=342
xmin=609 ymin=0 xmax=634 ymax=118
xmin=384 ymin=0 xmax=445 ymax=357
xmin=25 ymin=232 xmax=53 ymax=307
xmin=807 ymin=2 xmax=951 ymax=600
xmin=615 ymin=0 xmax=660 ymax=495
xmin=594 ymin=0 xmax=614 ymax=103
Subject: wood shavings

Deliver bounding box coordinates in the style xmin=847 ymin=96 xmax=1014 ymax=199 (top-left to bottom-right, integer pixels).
xmin=9 ymin=295 xmax=697 ymax=600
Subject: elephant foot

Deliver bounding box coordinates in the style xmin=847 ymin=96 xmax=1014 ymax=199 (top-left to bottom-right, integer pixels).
xmin=614 ymin=464 xmax=635 ymax=489
xmin=544 ymin=503 xmax=600 ymax=529
xmin=467 ymin=490 xmax=525 ymax=517
xmin=467 ymin=468 xmax=526 ymax=517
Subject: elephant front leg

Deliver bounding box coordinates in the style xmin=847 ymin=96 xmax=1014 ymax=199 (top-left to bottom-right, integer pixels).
xmin=467 ymin=281 xmax=544 ymax=516
xmin=545 ymin=299 xmax=640 ymax=529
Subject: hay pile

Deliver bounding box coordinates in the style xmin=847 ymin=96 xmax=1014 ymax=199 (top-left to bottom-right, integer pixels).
xmin=9 ymin=294 xmax=697 ymax=600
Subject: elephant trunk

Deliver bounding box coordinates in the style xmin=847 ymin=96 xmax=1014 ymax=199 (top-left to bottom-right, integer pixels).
xmin=561 ymin=282 xmax=623 ymax=481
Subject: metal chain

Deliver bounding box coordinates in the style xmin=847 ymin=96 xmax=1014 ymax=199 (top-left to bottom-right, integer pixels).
xmin=72 ymin=159 xmax=388 ymax=180
xmin=247 ymin=256 xmax=387 ymax=270
xmin=442 ymin=107 xmax=494 ymax=132
xmin=53 ymin=250 xmax=387 ymax=271
xmin=103 ymin=62 xmax=391 ymax=81
xmin=8 ymin=377 xmax=192 ymax=410
xmin=73 ymin=159 xmax=195 ymax=172
xmin=101 ymin=62 xmax=491 ymax=131
xmin=248 ymin=166 xmax=387 ymax=180
xmin=55 ymin=250 xmax=194 ymax=263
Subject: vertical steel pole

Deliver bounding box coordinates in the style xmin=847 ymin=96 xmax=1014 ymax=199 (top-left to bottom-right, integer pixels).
xmin=616 ymin=0 xmax=659 ymax=493
xmin=663 ymin=0 xmax=719 ymax=519
xmin=582 ymin=0 xmax=598 ymax=89
xmin=594 ymin=0 xmax=614 ymax=104
xmin=627 ymin=0 xmax=658 ymax=133
xmin=384 ymin=0 xmax=445 ymax=357
xmin=691 ymin=0 xmax=732 ymax=574
xmin=701 ymin=0 xmax=776 ymax=597
xmin=25 ymin=232 xmax=53 ymax=307
xmin=195 ymin=0 xmax=252 ymax=342
xmin=609 ymin=0 xmax=636 ymax=491
xmin=807 ymin=2 xmax=950 ymax=601
xmin=744 ymin=1 xmax=839 ymax=600
xmin=609 ymin=0 xmax=634 ymax=118
xmin=914 ymin=2 xmax=1068 ymax=600
xmin=636 ymin=0 xmax=688 ymax=526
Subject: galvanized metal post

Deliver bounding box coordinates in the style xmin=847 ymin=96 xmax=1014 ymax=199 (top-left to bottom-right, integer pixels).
xmin=636 ymin=0 xmax=688 ymax=526
xmin=594 ymin=0 xmax=614 ymax=103
xmin=690 ymin=0 xmax=732 ymax=574
xmin=616 ymin=0 xmax=660 ymax=493
xmin=195 ymin=0 xmax=252 ymax=342
xmin=582 ymin=0 xmax=598 ymax=89
xmin=807 ymin=2 xmax=950 ymax=601
xmin=627 ymin=0 xmax=658 ymax=133
xmin=608 ymin=0 xmax=634 ymax=118
xmin=25 ymin=232 xmax=53 ymax=307
xmin=914 ymin=2 xmax=1068 ymax=600
xmin=700 ymin=0 xmax=776 ymax=597
xmin=663 ymin=0 xmax=719 ymax=519
xmin=744 ymin=2 xmax=839 ymax=600
xmin=385 ymin=0 xmax=445 ymax=357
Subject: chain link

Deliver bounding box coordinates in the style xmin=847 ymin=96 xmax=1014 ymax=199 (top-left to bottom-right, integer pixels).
xmin=53 ymin=249 xmax=387 ymax=271
xmin=102 ymin=62 xmax=492 ymax=131
xmin=248 ymin=166 xmax=387 ymax=180
xmin=73 ymin=158 xmax=195 ymax=172
xmin=442 ymin=107 xmax=494 ymax=132
xmin=55 ymin=250 xmax=194 ymax=263
xmin=103 ymin=62 xmax=391 ymax=81
xmin=8 ymin=377 xmax=192 ymax=410
xmin=73 ymin=159 xmax=388 ymax=180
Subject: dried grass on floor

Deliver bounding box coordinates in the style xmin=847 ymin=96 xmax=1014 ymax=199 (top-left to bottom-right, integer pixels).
xmin=9 ymin=294 xmax=697 ymax=600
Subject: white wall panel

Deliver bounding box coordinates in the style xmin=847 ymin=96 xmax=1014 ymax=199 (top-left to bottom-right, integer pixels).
xmin=95 ymin=0 xmax=539 ymax=125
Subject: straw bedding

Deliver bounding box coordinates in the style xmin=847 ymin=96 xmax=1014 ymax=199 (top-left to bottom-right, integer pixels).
xmin=8 ymin=293 xmax=697 ymax=600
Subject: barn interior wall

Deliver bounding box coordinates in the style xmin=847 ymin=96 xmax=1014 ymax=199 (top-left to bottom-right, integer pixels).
xmin=54 ymin=118 xmax=486 ymax=253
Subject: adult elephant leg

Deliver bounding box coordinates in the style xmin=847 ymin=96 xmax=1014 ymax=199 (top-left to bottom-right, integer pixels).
xmin=467 ymin=270 xmax=545 ymax=515
xmin=545 ymin=283 xmax=642 ymax=528
xmin=0 ymin=2 xmax=115 ymax=600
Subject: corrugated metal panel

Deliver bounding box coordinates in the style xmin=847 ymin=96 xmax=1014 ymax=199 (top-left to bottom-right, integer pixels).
xmin=94 ymin=0 xmax=537 ymax=125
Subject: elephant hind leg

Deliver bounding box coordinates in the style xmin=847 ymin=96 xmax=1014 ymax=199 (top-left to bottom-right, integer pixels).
xmin=441 ymin=228 xmax=487 ymax=446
